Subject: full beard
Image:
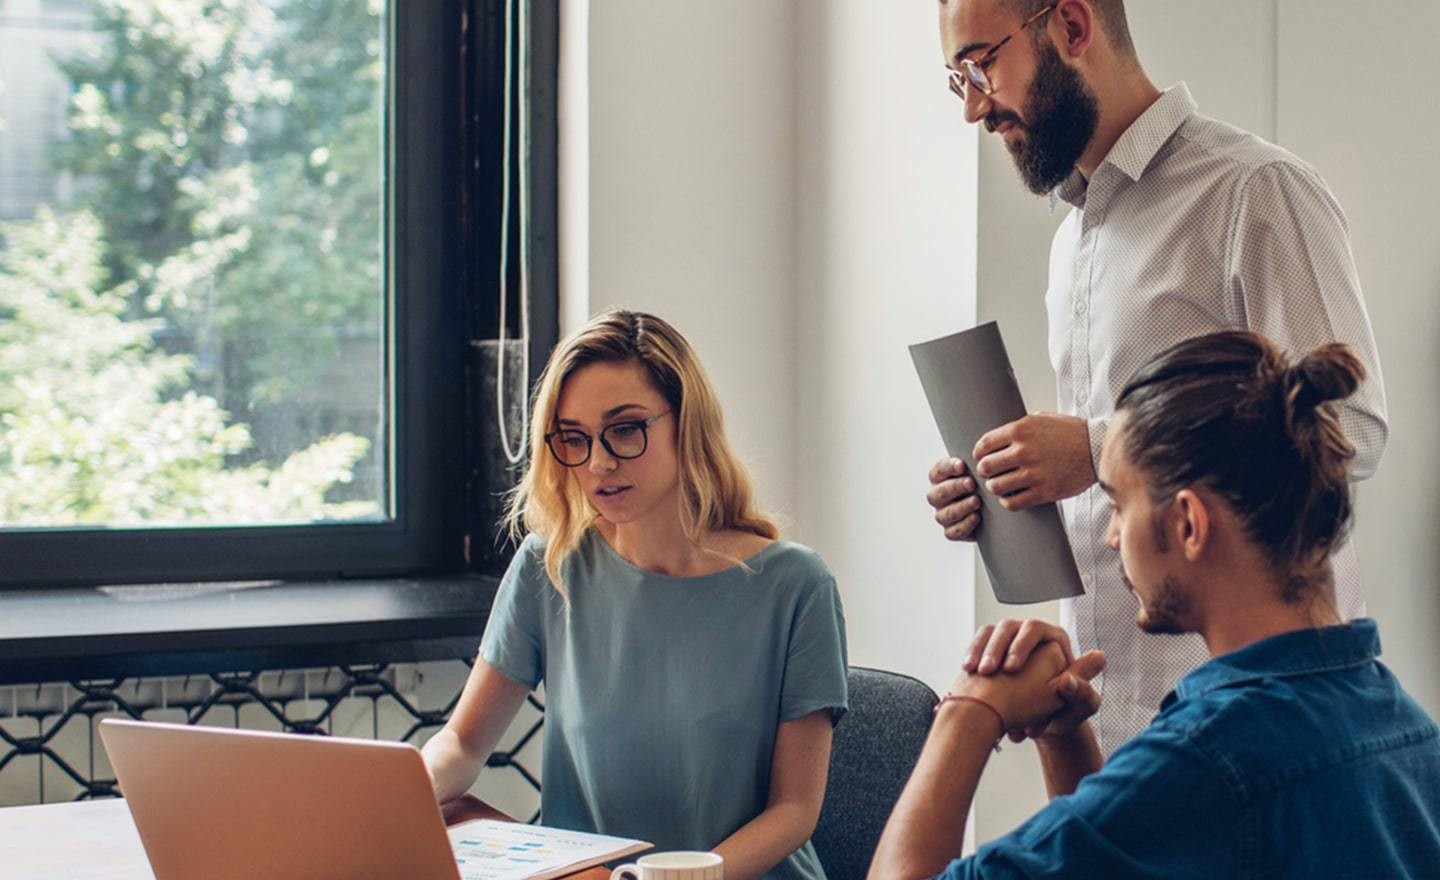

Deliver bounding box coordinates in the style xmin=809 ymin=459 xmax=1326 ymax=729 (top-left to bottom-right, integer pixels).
xmin=995 ymin=37 xmax=1101 ymax=195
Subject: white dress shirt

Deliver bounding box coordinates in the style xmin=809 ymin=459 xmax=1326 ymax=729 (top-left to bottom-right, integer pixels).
xmin=1046 ymin=84 xmax=1388 ymax=752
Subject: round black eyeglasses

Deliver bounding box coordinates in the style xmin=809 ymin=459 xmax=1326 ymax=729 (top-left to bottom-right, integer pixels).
xmin=544 ymin=411 xmax=671 ymax=467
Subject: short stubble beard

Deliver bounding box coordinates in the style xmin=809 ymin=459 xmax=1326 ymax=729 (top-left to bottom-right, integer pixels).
xmin=1126 ymin=510 xmax=1192 ymax=634
xmin=1136 ymin=574 xmax=1193 ymax=635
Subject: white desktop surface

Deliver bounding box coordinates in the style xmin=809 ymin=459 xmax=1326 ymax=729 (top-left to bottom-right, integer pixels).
xmin=0 ymin=798 xmax=154 ymax=879
xmin=0 ymin=798 xmax=614 ymax=880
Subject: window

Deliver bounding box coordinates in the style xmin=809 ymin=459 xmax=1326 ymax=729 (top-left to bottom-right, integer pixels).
xmin=0 ymin=0 xmax=557 ymax=586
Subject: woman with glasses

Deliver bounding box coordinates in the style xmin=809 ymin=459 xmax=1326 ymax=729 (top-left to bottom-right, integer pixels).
xmin=422 ymin=309 xmax=848 ymax=880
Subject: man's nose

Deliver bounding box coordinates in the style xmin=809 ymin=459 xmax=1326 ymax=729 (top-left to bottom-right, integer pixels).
xmin=963 ymin=87 xmax=993 ymax=125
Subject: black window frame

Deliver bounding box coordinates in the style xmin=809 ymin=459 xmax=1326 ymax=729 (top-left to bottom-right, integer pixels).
xmin=2 ymin=0 xmax=558 ymax=589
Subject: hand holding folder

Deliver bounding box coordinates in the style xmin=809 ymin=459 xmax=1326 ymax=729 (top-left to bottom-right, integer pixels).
xmin=910 ymin=322 xmax=1085 ymax=604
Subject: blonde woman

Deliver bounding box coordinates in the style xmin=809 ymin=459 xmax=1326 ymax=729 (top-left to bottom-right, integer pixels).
xmin=422 ymin=310 xmax=848 ymax=880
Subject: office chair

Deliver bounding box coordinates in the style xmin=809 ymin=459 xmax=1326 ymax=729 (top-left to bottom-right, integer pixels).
xmin=811 ymin=666 xmax=938 ymax=880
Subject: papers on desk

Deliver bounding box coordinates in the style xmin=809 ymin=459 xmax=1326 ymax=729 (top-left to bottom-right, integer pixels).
xmin=448 ymin=819 xmax=651 ymax=880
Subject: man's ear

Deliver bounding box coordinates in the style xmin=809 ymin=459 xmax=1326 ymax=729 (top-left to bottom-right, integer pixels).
xmin=1053 ymin=0 xmax=1097 ymax=59
xmin=1172 ymin=488 xmax=1211 ymax=562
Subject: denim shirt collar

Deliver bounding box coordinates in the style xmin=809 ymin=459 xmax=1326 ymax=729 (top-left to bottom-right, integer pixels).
xmin=1162 ymin=619 xmax=1382 ymax=710
xmin=1050 ymin=82 xmax=1199 ymax=213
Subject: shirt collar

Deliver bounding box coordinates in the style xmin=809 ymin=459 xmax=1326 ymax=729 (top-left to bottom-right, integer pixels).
xmin=1164 ymin=619 xmax=1382 ymax=708
xmin=1050 ymin=82 xmax=1199 ymax=211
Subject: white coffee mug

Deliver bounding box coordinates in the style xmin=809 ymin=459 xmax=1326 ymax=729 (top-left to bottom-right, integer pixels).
xmin=609 ymin=851 xmax=724 ymax=880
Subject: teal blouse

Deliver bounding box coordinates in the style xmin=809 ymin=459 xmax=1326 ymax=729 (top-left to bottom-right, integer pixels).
xmin=481 ymin=531 xmax=849 ymax=880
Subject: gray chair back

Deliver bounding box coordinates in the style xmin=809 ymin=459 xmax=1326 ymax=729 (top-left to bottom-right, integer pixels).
xmin=811 ymin=666 xmax=938 ymax=880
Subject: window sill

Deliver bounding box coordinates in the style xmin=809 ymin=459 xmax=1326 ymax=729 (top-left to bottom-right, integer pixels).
xmin=0 ymin=575 xmax=499 ymax=685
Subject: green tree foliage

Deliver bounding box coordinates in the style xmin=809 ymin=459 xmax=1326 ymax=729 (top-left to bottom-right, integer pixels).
xmin=0 ymin=210 xmax=372 ymax=525
xmin=58 ymin=0 xmax=384 ymax=414
xmin=0 ymin=0 xmax=386 ymax=526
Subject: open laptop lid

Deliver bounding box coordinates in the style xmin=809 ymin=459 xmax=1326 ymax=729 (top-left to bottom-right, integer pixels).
xmin=99 ymin=718 xmax=461 ymax=880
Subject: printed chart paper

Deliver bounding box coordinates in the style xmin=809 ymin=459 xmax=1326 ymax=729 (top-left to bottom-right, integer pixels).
xmin=448 ymin=819 xmax=651 ymax=880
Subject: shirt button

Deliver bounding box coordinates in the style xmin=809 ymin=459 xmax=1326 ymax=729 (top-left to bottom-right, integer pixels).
xmin=1076 ymin=389 xmax=1089 ymax=405
xmin=1074 ymin=299 xmax=1088 ymax=315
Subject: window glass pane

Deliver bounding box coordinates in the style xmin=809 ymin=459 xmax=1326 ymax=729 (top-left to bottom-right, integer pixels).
xmin=0 ymin=0 xmax=388 ymax=529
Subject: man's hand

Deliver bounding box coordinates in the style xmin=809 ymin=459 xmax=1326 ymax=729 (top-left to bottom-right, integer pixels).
xmin=965 ymin=619 xmax=1074 ymax=675
xmin=948 ymin=641 xmax=1069 ymax=735
xmin=926 ymin=457 xmax=982 ymax=542
xmin=1020 ymin=653 xmax=1104 ymax=742
xmin=963 ymin=619 xmax=1105 ymax=741
xmin=870 ymin=631 xmax=1068 ymax=880
xmin=973 ymin=412 xmax=1096 ymax=511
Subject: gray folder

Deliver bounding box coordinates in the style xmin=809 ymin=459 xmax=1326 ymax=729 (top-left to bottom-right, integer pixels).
xmin=909 ymin=322 xmax=1085 ymax=604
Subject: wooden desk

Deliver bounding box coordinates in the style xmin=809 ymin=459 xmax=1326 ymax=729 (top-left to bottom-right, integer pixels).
xmin=0 ymin=799 xmax=610 ymax=879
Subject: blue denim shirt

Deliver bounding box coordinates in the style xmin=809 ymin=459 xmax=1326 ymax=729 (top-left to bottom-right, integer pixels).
xmin=940 ymin=619 xmax=1440 ymax=879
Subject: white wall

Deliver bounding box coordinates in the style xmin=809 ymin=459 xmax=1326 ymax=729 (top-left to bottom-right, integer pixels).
xmin=586 ymin=0 xmax=800 ymax=520
xmin=587 ymin=1 xmax=981 ymax=692
xmin=791 ymin=3 xmax=979 ymax=691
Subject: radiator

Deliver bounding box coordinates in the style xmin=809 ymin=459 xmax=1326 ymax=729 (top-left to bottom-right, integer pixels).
xmin=0 ymin=662 xmax=543 ymax=820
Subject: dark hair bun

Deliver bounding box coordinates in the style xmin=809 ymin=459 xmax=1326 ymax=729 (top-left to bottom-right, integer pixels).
xmin=1286 ymin=343 xmax=1365 ymax=411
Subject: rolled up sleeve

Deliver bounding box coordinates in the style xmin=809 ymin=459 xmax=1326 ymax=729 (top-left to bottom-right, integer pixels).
xmin=934 ymin=726 xmax=1242 ymax=879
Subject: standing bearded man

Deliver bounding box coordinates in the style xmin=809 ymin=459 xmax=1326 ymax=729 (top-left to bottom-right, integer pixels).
xmin=925 ymin=0 xmax=1388 ymax=751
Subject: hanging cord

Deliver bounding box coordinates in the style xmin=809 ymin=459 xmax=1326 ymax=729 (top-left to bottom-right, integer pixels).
xmin=495 ymin=0 xmax=531 ymax=465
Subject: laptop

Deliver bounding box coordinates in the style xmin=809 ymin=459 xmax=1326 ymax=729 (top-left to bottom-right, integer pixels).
xmin=99 ymin=718 xmax=471 ymax=880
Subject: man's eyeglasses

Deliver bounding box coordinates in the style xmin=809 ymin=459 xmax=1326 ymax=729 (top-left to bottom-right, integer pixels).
xmin=544 ymin=411 xmax=671 ymax=467
xmin=947 ymin=3 xmax=1055 ymax=101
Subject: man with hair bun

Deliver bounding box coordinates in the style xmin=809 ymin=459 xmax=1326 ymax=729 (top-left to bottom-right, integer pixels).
xmin=927 ymin=0 xmax=1390 ymax=752
xmin=874 ymin=331 xmax=1439 ymax=879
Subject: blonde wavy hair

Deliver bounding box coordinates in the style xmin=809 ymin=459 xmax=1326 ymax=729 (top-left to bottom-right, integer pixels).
xmin=505 ymin=309 xmax=779 ymax=598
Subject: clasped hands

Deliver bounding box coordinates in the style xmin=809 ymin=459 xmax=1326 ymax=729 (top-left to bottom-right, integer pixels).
xmin=947 ymin=619 xmax=1105 ymax=743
